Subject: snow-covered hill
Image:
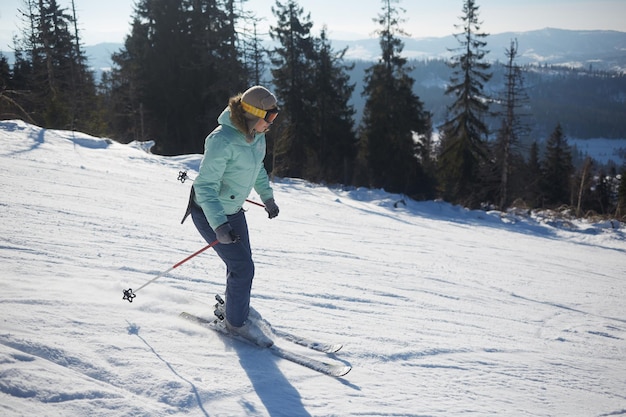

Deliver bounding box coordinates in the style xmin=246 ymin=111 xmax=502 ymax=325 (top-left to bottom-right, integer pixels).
xmin=1 ymin=120 xmax=625 ymax=416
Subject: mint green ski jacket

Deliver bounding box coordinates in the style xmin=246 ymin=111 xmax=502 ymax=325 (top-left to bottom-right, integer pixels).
xmin=193 ymin=108 xmax=274 ymax=229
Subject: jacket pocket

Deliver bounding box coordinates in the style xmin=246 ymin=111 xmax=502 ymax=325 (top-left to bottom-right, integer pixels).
xmin=219 ymin=182 xmax=236 ymax=201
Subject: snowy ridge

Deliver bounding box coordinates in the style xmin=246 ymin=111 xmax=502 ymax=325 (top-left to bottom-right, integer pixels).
xmin=1 ymin=119 xmax=625 ymax=416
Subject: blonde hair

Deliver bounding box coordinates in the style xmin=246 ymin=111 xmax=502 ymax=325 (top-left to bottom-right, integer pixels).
xmin=228 ymin=94 xmax=254 ymax=135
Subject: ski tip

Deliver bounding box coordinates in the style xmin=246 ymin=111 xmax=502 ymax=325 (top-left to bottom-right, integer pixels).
xmin=330 ymin=344 xmax=343 ymax=353
xmin=332 ymin=365 xmax=352 ymax=378
xmin=316 ymin=343 xmax=342 ymax=353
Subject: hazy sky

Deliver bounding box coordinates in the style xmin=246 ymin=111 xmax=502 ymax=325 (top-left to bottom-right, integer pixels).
xmin=1 ymin=0 xmax=626 ymax=50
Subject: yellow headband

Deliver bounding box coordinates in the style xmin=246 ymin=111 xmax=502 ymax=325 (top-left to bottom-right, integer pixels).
xmin=241 ymin=100 xmax=268 ymax=119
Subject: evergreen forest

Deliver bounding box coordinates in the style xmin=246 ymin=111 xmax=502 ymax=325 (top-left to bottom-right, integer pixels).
xmin=1 ymin=0 xmax=625 ymax=219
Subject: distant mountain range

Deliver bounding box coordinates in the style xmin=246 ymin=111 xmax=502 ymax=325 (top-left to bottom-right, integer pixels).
xmin=334 ymin=28 xmax=626 ymax=72
xmin=83 ymin=42 xmax=124 ymax=72
xmin=3 ymin=27 xmax=623 ymax=74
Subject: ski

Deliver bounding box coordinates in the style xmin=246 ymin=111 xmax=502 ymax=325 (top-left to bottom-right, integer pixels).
xmin=213 ymin=295 xmax=343 ymax=354
xmin=180 ymin=312 xmax=351 ymax=378
xmin=269 ymin=345 xmax=351 ymax=378
xmin=265 ymin=325 xmax=343 ymax=354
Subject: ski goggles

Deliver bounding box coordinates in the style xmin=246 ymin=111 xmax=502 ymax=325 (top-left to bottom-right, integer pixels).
xmin=241 ymin=101 xmax=279 ymax=124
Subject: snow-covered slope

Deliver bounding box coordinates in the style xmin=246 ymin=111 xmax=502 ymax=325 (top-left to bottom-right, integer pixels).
xmin=1 ymin=120 xmax=625 ymax=416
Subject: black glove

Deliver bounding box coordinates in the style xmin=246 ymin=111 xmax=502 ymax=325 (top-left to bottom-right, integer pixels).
xmin=215 ymin=222 xmax=240 ymax=244
xmin=264 ymin=198 xmax=279 ymax=219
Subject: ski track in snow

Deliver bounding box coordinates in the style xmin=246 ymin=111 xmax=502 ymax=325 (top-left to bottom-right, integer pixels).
xmin=1 ymin=119 xmax=626 ymax=416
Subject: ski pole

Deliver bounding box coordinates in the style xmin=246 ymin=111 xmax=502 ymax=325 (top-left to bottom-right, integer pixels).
xmin=177 ymin=171 xmax=266 ymax=209
xmin=244 ymin=199 xmax=265 ymax=208
xmin=122 ymin=239 xmax=219 ymax=302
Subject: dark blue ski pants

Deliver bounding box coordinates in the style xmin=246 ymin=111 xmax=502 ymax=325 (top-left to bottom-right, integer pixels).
xmin=191 ymin=204 xmax=254 ymax=327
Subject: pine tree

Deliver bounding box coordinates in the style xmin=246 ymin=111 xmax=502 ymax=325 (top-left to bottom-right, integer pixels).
xmin=437 ymin=0 xmax=492 ymax=207
xmin=270 ymin=0 xmax=317 ymax=179
xmin=234 ymin=1 xmax=268 ymax=86
xmin=0 ymin=53 xmax=15 ymax=117
xmin=105 ymin=0 xmax=243 ymax=154
xmin=12 ymin=0 xmax=97 ymax=131
xmin=541 ymin=123 xmax=573 ymax=208
xmin=0 ymin=53 xmax=36 ymax=122
xmin=493 ymin=39 xmax=529 ymax=209
xmin=356 ymin=0 xmax=432 ymax=197
xmin=308 ymin=28 xmax=357 ymax=184
xmin=103 ymin=20 xmax=150 ymax=143
xmin=269 ymin=3 xmax=357 ymax=183
xmin=240 ymin=21 xmax=268 ymax=86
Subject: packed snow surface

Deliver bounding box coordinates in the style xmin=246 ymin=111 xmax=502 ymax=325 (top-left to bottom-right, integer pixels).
xmin=1 ymin=120 xmax=625 ymax=416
